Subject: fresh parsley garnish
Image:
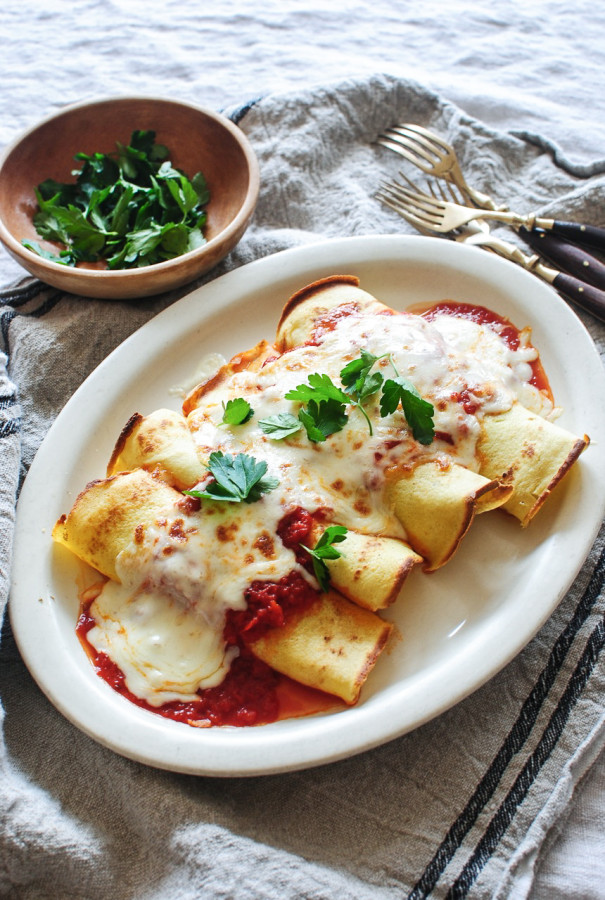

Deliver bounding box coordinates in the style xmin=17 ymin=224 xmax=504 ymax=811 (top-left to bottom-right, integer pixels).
xmin=341 ymin=349 xmax=435 ymax=444
xmin=258 ymin=412 xmax=303 ymax=440
xmin=24 ymin=130 xmax=210 ymax=269
xmin=285 ymin=373 xmax=352 ymax=406
xmin=285 ymin=373 xmax=351 ymax=443
xmin=221 ymin=398 xmax=253 ymax=426
xmin=298 ymin=398 xmax=349 ymax=443
xmin=340 ymin=350 xmax=386 ymax=435
xmin=184 ymin=451 xmax=279 ymax=504
xmin=302 ymin=525 xmax=348 ymax=592
xmin=340 ymin=349 xmax=383 ymax=394
xmin=380 ymin=376 xmax=435 ymax=444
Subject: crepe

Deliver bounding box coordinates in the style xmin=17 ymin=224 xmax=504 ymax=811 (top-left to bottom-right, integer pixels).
xmin=384 ymin=460 xmax=513 ymax=571
xmin=107 ymin=408 xmax=204 ymax=489
xmin=52 ymin=468 xmax=183 ymax=581
xmin=310 ymin=524 xmax=422 ymax=610
xmin=477 ymin=401 xmax=588 ymax=525
xmin=183 ymin=340 xmax=276 ymax=417
xmin=248 ymin=589 xmax=392 ymax=704
xmin=276 ymin=274 xmax=390 ymax=350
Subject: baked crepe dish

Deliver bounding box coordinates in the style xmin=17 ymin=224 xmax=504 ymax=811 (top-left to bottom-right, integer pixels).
xmin=52 ymin=275 xmax=588 ymax=727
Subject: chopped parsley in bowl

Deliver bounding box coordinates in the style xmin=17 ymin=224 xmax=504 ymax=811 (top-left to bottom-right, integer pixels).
xmin=0 ymin=97 xmax=259 ymax=299
xmin=25 ymin=129 xmax=211 ymax=270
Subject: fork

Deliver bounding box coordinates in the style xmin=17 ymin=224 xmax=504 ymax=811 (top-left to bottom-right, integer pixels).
xmin=376 ymin=179 xmax=605 ymax=322
xmin=377 ymin=177 xmax=552 ymax=234
xmin=378 ymin=175 xmax=605 ymax=253
xmin=376 ymin=124 xmax=500 ymax=210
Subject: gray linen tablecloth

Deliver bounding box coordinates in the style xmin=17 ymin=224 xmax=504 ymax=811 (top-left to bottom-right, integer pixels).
xmin=2 ymin=71 xmax=605 ymax=900
xmin=2 ymin=2 xmax=605 ymax=897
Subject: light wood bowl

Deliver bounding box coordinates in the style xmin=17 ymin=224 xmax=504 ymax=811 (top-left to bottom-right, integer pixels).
xmin=0 ymin=97 xmax=260 ymax=299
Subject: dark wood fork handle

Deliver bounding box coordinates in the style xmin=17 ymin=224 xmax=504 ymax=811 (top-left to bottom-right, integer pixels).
xmin=519 ymin=227 xmax=605 ymax=291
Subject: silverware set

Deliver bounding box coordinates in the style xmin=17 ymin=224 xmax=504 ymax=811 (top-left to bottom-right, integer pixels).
xmin=376 ymin=124 xmax=605 ymax=321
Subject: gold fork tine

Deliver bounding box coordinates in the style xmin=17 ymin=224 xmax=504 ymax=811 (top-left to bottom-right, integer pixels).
xmin=378 ymin=176 xmax=450 ymax=228
xmin=378 ymin=127 xmax=452 ymax=175
xmin=391 ymin=123 xmax=454 ymax=153
xmin=378 ymin=178 xmax=436 ymax=209
xmin=375 ymin=190 xmax=435 ymax=236
xmin=377 ymin=175 xmax=542 ymax=234
xmin=377 ymin=124 xmax=503 ymax=211
xmin=377 ymin=135 xmax=440 ymax=171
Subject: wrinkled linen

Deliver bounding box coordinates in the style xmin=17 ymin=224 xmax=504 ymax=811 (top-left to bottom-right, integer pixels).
xmin=2 ymin=4 xmax=605 ymax=900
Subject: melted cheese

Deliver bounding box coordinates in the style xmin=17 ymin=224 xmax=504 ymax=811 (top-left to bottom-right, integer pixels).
xmin=87 ymin=582 xmax=238 ymax=705
xmin=88 ymin=305 xmax=550 ymax=705
xmin=87 ymin=501 xmax=310 ymax=705
xmin=187 ymin=309 xmax=548 ymax=535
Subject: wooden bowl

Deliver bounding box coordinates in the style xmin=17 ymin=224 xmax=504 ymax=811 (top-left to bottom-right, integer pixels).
xmin=0 ymin=97 xmax=260 ymax=299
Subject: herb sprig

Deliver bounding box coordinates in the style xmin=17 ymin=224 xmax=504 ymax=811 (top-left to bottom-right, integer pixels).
xmin=285 ymin=373 xmax=357 ymax=443
xmin=283 ymin=350 xmax=435 ymax=444
xmin=258 ymin=412 xmax=303 ymax=440
xmin=23 ymin=130 xmax=210 ymax=269
xmin=184 ymin=451 xmax=278 ymax=504
xmin=221 ymin=398 xmax=253 ymax=426
xmin=302 ymin=525 xmax=348 ymax=592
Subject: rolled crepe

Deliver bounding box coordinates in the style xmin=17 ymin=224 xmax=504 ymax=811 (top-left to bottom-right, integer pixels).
xmin=310 ymin=524 xmax=422 ymax=611
xmin=248 ymin=589 xmax=392 ymax=704
xmin=276 ymin=275 xmax=389 ymax=350
xmin=52 ymin=469 xmax=184 ymax=581
xmin=107 ymin=408 xmax=205 ymax=489
xmin=384 ymin=460 xmax=513 ymax=571
xmin=477 ymin=402 xmax=588 ymax=526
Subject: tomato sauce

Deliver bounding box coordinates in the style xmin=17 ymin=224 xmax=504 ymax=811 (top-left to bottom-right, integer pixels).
xmin=421 ymin=301 xmax=552 ymax=398
xmin=76 ymin=506 xmax=339 ymax=727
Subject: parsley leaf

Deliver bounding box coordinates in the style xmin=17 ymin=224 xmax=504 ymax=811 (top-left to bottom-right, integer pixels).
xmin=302 ymin=525 xmax=348 ymax=592
xmin=340 ymin=351 xmax=385 ymax=435
xmin=221 ymin=398 xmax=253 ymax=426
xmin=259 ymin=412 xmax=302 ymax=440
xmin=380 ymin=377 xmax=435 ymax=444
xmin=23 ymin=130 xmax=209 ymax=270
xmin=184 ymin=451 xmax=279 ymax=503
xmin=298 ymin=398 xmax=349 ymax=443
xmin=340 ymin=349 xmax=381 ymax=392
xmin=285 ymin=372 xmax=352 ymax=406
xmin=285 ymin=374 xmax=350 ymax=442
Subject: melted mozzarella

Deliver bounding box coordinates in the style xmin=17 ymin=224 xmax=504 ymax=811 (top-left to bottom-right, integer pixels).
xmin=187 ymin=309 xmax=548 ymax=537
xmin=88 ymin=582 xmax=238 ymax=706
xmin=87 ymin=503 xmax=308 ymax=706
xmin=428 ymin=313 xmax=552 ymax=417
xmin=89 ymin=305 xmax=551 ymax=705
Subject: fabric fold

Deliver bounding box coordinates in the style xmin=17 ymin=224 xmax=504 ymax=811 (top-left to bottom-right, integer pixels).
xmin=1 ymin=71 xmax=604 ymax=900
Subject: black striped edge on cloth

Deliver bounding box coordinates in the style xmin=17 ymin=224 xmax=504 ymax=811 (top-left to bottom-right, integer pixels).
xmin=0 ymin=285 xmax=64 ymax=352
xmin=408 ymin=541 xmax=605 ymax=899
xmin=223 ymin=97 xmax=262 ymax=126
xmin=0 ymin=389 xmax=19 ymax=439
xmin=0 ymin=280 xmax=46 ymax=307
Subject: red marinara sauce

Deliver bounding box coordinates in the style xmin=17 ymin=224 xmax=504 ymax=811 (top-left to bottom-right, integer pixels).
xmin=420 ymin=301 xmax=552 ymax=399
xmin=76 ymin=507 xmax=341 ymax=728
